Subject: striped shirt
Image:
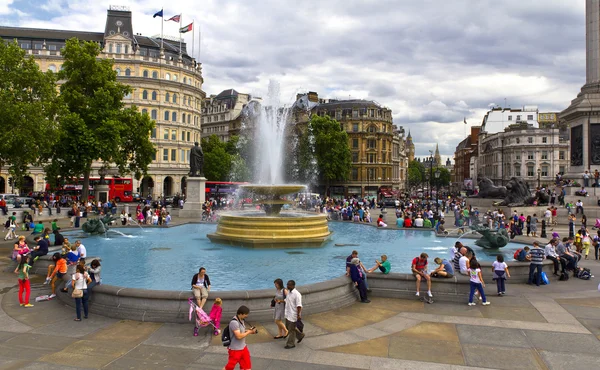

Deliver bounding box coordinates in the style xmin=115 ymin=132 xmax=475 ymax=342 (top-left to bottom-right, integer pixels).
xmin=452 ymin=252 xmax=462 ymax=271
xmin=529 ymin=247 xmax=545 ymax=265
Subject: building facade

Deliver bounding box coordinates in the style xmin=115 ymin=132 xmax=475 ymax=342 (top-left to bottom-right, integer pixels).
xmin=201 ymin=89 xmax=253 ymax=142
xmin=452 ymin=126 xmax=481 ymax=190
xmin=477 ymin=122 xmax=569 ymax=187
xmin=0 ymin=6 xmax=205 ymax=197
xmin=481 ymin=106 xmax=540 ymax=134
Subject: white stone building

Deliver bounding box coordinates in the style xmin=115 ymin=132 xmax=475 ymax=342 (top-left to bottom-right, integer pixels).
xmin=481 ymin=106 xmax=540 ymax=134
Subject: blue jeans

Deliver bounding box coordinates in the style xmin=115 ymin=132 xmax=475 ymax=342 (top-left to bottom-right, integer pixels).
xmin=528 ymin=264 xmax=543 ymax=286
xmin=494 ymin=271 xmax=506 ymax=293
xmin=74 ymin=289 xmax=89 ymax=319
xmin=469 ymin=282 xmax=486 ymax=303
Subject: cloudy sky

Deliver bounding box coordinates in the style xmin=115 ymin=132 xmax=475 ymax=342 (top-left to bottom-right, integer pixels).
xmin=0 ymin=0 xmax=587 ymax=161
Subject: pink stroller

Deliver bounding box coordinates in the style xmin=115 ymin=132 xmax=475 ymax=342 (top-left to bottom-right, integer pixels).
xmin=188 ymin=298 xmax=220 ymax=337
xmin=594 ymin=219 xmax=600 ymax=229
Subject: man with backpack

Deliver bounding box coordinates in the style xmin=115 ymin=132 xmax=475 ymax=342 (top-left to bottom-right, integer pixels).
xmin=222 ymin=305 xmax=257 ymax=370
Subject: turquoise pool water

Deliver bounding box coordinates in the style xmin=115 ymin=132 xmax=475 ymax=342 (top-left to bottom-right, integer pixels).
xmin=65 ymin=223 xmax=523 ymax=291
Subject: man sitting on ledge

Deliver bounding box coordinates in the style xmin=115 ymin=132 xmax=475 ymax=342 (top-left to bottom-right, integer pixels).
xmin=367 ymin=255 xmax=391 ymax=274
xmin=412 ymin=253 xmax=432 ymax=297
xmin=431 ymin=257 xmax=454 ymax=278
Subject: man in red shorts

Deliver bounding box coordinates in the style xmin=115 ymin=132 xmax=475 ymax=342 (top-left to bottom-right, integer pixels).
xmin=223 ymin=305 xmax=257 ymax=370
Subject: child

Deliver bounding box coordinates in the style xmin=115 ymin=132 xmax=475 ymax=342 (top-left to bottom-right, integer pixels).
xmin=492 ymin=255 xmax=510 ymax=296
xmin=14 ymin=255 xmax=33 ymax=307
xmin=51 ymin=219 xmax=59 ymax=232
xmin=468 ymin=261 xmax=490 ymax=306
xmin=208 ymin=298 xmax=223 ymax=336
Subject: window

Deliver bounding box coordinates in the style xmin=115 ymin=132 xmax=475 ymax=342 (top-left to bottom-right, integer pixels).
xmin=151 ymin=91 xmax=157 ymax=100
xmin=514 ymin=165 xmax=521 ymax=177
xmin=151 ymin=110 xmax=157 ymax=120
xmin=559 ymin=151 xmax=565 ymax=160
xmin=368 ymin=139 xmax=376 ymax=149
xmin=559 ymin=166 xmax=565 ymax=174
xmin=152 ymin=71 xmax=158 ymax=79
xmin=151 ymin=128 xmax=156 ymax=138
xmin=165 ymin=92 xmax=170 ymax=102
xmin=351 ymin=168 xmax=359 ymax=181
xmin=541 ymin=151 xmax=548 ymax=160
xmin=382 ymin=140 xmax=386 ymax=150
xmin=181 ymin=131 xmax=185 ymax=141
xmin=152 ymin=151 xmax=156 ymax=161
xmin=48 ymin=64 xmax=57 ymax=72
xmin=182 ymin=113 xmax=186 ymax=123
xmin=542 ymin=137 xmax=547 ymax=143
xmin=173 ymin=94 xmax=177 ymax=103
xmin=180 ymin=149 xmax=185 ymax=162
xmin=187 ymin=115 xmax=191 ymax=124
xmin=183 ymin=77 xmax=187 ymax=84
xmin=142 ymin=108 xmax=147 ymax=115
xmin=163 ymin=149 xmax=169 ymax=161
xmin=124 ymin=45 xmax=129 ymax=54
xmin=187 ymin=132 xmax=190 ymax=141
xmin=368 ymin=126 xmax=377 ymax=133
xmin=351 ymin=123 xmax=358 ymax=132
xmin=143 ymin=70 xmax=148 ymax=78
xmin=220 ymin=114 xmax=225 ymax=121
xmin=516 ymin=115 xmax=521 ymax=121
xmin=352 ymin=110 xmax=358 ymax=118
xmin=352 ymin=152 xmax=359 ymax=162
xmin=527 ymin=166 xmax=534 ymax=177
xmin=173 ymin=74 xmax=178 ymax=81
xmin=527 ymin=115 xmax=534 ymax=120
xmin=108 ymin=43 xmax=113 ymax=53
xmin=527 ymin=151 xmax=534 ymax=160
xmin=508 ymin=115 xmax=512 ymax=121
xmin=142 ymin=90 xmax=148 ymax=99
xmin=352 ymin=138 xmax=359 ymax=149
xmin=172 ymin=112 xmax=177 ymax=122
xmin=48 ymin=44 xmax=57 ymax=51
xmin=171 ymin=130 xmax=176 ymax=140
xmin=171 ymin=149 xmax=176 ymax=161
xmin=516 ymin=153 xmax=521 ymax=160
xmin=528 ymin=137 xmax=533 ymax=143
xmin=163 ymin=129 xmax=169 ymax=139
xmin=516 ymin=138 xmax=520 ymax=144
xmin=164 ymin=111 xmax=170 ymax=121
xmin=116 ymin=44 xmax=122 ymax=53
xmin=115 ymin=68 xmax=120 ymax=76
xmin=541 ymin=165 xmax=548 ymax=177
xmin=368 ymin=153 xmax=377 ymax=163
xmin=165 ymin=73 xmax=171 ymax=80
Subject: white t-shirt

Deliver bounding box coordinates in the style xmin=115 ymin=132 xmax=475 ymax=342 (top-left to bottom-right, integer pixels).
xmin=468 ymin=268 xmax=482 ymax=283
xmin=459 ymin=256 xmax=469 ymax=274
xmin=284 ymin=288 xmax=302 ymax=322
xmin=414 ymin=218 xmax=424 ymax=227
xmin=72 ymin=272 xmax=88 ymax=290
xmin=492 ymin=261 xmax=508 ymax=271
xmin=77 ymin=244 xmax=87 ymax=258
xmin=544 ymin=210 xmax=551 ymax=218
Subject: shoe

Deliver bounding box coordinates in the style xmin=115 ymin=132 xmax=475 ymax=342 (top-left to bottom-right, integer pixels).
xmin=43 ymin=278 xmax=51 ymax=285
xmin=20 ymin=303 xmax=24 ymax=307
xmin=478 ymin=295 xmax=482 ymax=300
xmin=361 ymin=299 xmax=371 ymax=303
xmin=49 ymin=294 xmax=56 ymax=299
xmin=24 ymin=304 xmax=34 ymax=307
xmin=284 ymin=345 xmax=296 ymax=349
xmin=297 ymin=334 xmax=305 ymax=343
xmin=193 ymin=327 xmax=198 ymax=337
xmin=415 ymin=292 xmax=420 ymax=296
xmin=501 ymin=292 xmax=506 ymax=295
xmin=33 ymin=256 xmax=39 ymax=262
xmin=498 ymin=293 xmax=502 ymax=296
xmin=482 ymin=302 xmax=491 ymax=306
xmin=427 ymin=291 xmax=433 ymax=297
xmin=60 ymin=289 xmax=68 ymax=293
xmin=84 ymin=316 xmax=88 ymax=319
xmin=468 ymin=302 xmax=476 ymax=306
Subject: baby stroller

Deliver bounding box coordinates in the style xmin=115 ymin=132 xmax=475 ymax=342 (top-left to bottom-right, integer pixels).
xmin=594 ymin=219 xmax=600 ymax=229
xmin=188 ymin=298 xmax=219 ymax=337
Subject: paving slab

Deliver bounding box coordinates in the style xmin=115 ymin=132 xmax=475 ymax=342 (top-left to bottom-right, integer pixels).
xmin=560 ymin=303 xmax=600 ymax=320
xmin=15 ymin=362 xmax=89 ymax=370
xmin=395 ymin=321 xmax=459 ymax=342
xmin=306 ymin=350 xmax=373 ymax=369
xmin=86 ymin=319 xmax=162 ymax=343
xmin=29 ymin=315 xmax=117 ymax=338
xmin=0 ymin=330 xmax=18 ymax=343
xmin=556 ymin=297 xmax=600 ymax=307
xmin=121 ymin=344 xmax=204 ymax=365
xmin=479 ymin=306 xmax=546 ymax=322
xmin=462 ymin=343 xmax=545 ymax=370
xmin=456 ymin=325 xmax=530 ymax=348
xmin=103 ymin=358 xmax=190 ymax=370
xmin=576 ymin=318 xmax=600 ymax=336
xmin=524 ymin=330 xmax=600 ymax=353
xmin=4 ymin=332 xmax=76 ymax=351
xmin=388 ymin=336 xmax=464 ymax=365
xmin=324 ymin=336 xmax=390 ymax=358
xmin=423 ymin=302 xmax=484 ymax=318
xmin=37 ymin=352 xmax=116 ymax=369
xmin=539 ymin=350 xmax=600 ymax=370
xmin=143 ymin=322 xmax=210 ymax=349
xmin=306 ymin=305 xmax=398 ymax=333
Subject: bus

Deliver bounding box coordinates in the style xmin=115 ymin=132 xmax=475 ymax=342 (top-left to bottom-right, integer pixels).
xmin=205 ymin=181 xmax=248 ymax=197
xmin=46 ymin=177 xmax=134 ymax=202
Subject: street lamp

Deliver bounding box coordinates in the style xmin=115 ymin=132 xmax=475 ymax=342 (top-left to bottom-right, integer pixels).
xmin=434 ymin=168 xmax=441 ymax=207
xmin=537 ymin=167 xmax=541 ymax=188
xmin=429 ymin=150 xmax=433 ymax=199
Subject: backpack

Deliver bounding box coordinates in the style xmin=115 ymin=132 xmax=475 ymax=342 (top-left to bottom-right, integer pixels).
xmin=4 ymin=219 xmax=9 ymax=228
xmin=513 ymin=249 xmax=522 ymax=261
xmin=221 ymin=318 xmax=239 ymax=347
xmin=576 ymin=268 xmax=592 ymax=280
xmin=559 ymin=271 xmax=570 ymax=281
xmin=541 ymin=272 xmax=549 ymax=285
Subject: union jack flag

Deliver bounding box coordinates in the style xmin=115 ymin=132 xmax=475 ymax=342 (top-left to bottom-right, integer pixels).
xmin=165 ymin=14 xmax=181 ymax=22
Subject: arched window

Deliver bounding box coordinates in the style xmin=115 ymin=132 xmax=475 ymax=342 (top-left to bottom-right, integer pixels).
xmin=165 ymin=92 xmax=170 ymax=102
xmin=172 ymin=112 xmax=177 ymax=121
xmin=368 ymin=125 xmax=377 ymax=133
xmin=116 ymin=44 xmax=122 ymax=53
xmin=151 ymin=110 xmax=157 ymax=120
xmin=173 ymin=74 xmax=178 ymax=81
xmin=165 ymin=73 xmax=171 ymax=80
xmin=142 ymin=108 xmax=148 ymax=115
xmin=182 ymin=113 xmax=186 ymax=123
xmin=142 ymin=90 xmax=148 ymax=99
xmin=48 ymin=64 xmax=57 ymax=72
xmin=183 ymin=77 xmax=187 ymax=84
xmin=187 ymin=115 xmax=191 ymax=124
xmin=164 ymin=111 xmax=170 ymax=121
xmin=151 ymin=91 xmax=157 ymax=100
xmin=125 ymin=68 xmax=131 ymax=76
xmin=143 ymin=70 xmax=149 ymax=78
xmin=152 ymin=71 xmax=158 ymax=79
xmin=115 ymin=68 xmax=121 ymax=76
xmin=108 ymin=43 xmax=113 ymax=53
xmin=172 ymin=93 xmax=177 ymax=103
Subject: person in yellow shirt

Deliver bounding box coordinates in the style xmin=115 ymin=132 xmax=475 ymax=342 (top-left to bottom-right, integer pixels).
xmin=575 ymin=229 xmax=583 ymax=253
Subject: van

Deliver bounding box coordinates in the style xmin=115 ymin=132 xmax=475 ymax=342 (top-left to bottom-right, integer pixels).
xmin=0 ymin=194 xmax=16 ymax=208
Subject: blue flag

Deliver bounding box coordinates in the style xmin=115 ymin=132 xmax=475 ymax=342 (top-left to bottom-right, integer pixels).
xmin=153 ymin=9 xmax=163 ymax=18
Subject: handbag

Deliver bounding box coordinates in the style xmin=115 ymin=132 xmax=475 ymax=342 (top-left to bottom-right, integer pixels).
xmin=72 ymin=288 xmax=83 ymax=298
xmin=270 ymin=298 xmax=276 ymax=308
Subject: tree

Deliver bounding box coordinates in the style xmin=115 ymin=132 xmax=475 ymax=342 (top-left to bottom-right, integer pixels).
xmin=432 ymin=167 xmax=451 ymax=188
xmin=408 ymin=160 xmax=425 ymax=189
xmin=201 ymin=135 xmax=231 ymax=181
xmin=0 ymin=40 xmax=59 ymax=189
xmin=310 ymin=115 xmax=352 ymax=191
xmin=48 ymin=39 xmax=155 ymax=199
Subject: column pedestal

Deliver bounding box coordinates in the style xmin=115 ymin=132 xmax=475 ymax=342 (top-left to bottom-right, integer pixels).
xmin=179 ymin=177 xmax=206 ymax=219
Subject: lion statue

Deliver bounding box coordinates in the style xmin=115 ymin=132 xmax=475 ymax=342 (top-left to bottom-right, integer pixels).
xmin=471 ymin=225 xmax=509 ymax=249
xmin=471 ymin=177 xmax=507 ymax=198
xmin=500 ymin=177 xmax=532 ymax=206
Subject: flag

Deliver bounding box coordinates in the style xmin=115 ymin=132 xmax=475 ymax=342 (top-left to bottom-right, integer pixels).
xmin=153 ymin=9 xmax=163 ymax=18
xmin=464 ymin=117 xmax=467 ymax=125
xmin=179 ymin=22 xmax=193 ymax=33
xmin=165 ymin=14 xmax=181 ymax=22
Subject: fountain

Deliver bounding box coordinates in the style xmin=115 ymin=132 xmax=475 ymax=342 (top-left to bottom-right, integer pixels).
xmin=207 ymin=81 xmax=331 ymax=248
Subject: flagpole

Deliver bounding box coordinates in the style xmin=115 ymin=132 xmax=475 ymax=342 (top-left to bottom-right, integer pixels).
xmin=179 ymin=14 xmax=183 ymax=57
xmin=160 ymin=7 xmax=164 ymax=52
xmin=191 ymin=20 xmax=195 ymax=61
xmin=198 ymin=24 xmax=201 ymax=61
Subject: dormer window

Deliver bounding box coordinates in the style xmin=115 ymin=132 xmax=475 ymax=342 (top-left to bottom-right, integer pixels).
xmin=116 ymin=44 xmax=122 ymax=53
xmin=108 ymin=43 xmax=113 ymax=53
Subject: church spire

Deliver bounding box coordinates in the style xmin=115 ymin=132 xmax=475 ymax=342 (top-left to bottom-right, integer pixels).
xmin=434 ymin=143 xmax=441 ymax=166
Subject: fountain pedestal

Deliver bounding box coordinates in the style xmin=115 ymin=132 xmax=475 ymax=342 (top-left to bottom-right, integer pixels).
xmin=179 ymin=177 xmax=207 ymax=218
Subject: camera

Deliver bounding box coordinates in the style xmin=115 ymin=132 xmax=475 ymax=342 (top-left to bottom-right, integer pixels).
xmin=251 ymin=326 xmax=258 ymax=334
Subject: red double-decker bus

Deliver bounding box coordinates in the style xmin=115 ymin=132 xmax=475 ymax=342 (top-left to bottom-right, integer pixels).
xmin=205 ymin=181 xmax=248 ymax=196
xmin=46 ymin=177 xmax=134 ymax=202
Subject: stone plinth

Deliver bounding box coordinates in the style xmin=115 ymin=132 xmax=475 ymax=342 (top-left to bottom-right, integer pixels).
xmin=95 ymin=184 xmax=110 ymax=203
xmin=178 ymin=177 xmax=206 ymax=219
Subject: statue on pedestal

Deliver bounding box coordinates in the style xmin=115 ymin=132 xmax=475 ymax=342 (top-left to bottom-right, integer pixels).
xmin=189 ymin=142 xmax=204 ymax=177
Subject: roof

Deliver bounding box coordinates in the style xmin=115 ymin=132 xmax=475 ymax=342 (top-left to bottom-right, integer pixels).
xmin=0 ymin=26 xmax=103 ymax=43
xmin=216 ymin=89 xmax=240 ymax=99
xmin=318 ymin=99 xmax=386 ymax=110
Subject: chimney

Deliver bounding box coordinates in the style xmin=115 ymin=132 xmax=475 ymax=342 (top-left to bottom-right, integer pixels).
xmin=307 ymin=91 xmax=319 ymax=103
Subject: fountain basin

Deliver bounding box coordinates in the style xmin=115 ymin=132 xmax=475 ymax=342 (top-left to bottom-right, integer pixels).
xmin=207 ymin=212 xmax=331 ymax=248
xmin=240 ymin=184 xmax=306 ymax=196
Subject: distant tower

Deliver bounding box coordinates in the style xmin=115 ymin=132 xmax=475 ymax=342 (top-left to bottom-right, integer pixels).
xmin=434 ymin=143 xmax=441 ymax=166
xmin=406 ymin=130 xmax=415 ymax=162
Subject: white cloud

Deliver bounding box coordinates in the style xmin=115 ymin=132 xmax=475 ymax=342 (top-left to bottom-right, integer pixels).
xmin=0 ymin=0 xmax=14 ymax=15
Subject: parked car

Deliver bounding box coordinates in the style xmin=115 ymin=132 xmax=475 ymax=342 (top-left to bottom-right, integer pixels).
xmin=132 ymin=193 xmax=143 ymax=202
xmin=163 ymin=196 xmax=175 ymax=206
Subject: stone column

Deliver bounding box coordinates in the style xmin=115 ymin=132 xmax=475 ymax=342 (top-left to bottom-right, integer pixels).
xmin=179 ymin=177 xmax=206 ymax=218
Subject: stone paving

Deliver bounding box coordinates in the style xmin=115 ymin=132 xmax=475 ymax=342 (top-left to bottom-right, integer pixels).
xmin=0 ymin=215 xmax=599 ymax=369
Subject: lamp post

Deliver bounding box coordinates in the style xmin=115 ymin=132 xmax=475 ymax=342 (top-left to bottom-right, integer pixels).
xmin=429 ymin=150 xmax=433 ymax=199
xmin=434 ymin=168 xmax=441 ymax=208
xmin=537 ymin=167 xmax=541 ymax=189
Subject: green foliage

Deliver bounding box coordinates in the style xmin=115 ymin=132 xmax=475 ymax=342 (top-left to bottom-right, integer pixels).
xmin=309 ymin=115 xmax=352 ymax=187
xmin=0 ymin=40 xmax=59 ymax=189
xmin=201 ymin=135 xmax=250 ymax=181
xmin=432 ymin=167 xmax=451 ymax=187
xmin=47 ymin=38 xmax=155 ymax=198
xmin=408 ymin=160 xmax=425 ymax=188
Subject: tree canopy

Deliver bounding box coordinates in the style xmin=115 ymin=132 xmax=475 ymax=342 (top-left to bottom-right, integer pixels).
xmin=46 ymin=38 xmax=155 ymax=198
xmin=0 ymin=40 xmax=59 ymax=189
xmin=309 ymin=115 xmax=352 ymax=189
xmin=201 ymin=134 xmax=250 ymax=181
